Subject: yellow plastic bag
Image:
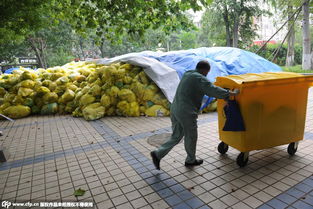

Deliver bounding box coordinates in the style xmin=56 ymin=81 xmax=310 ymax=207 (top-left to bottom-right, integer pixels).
xmin=36 ymin=86 xmax=50 ymax=96
xmin=128 ymin=102 xmax=140 ymax=117
xmin=41 ymin=80 xmax=52 ymax=87
xmin=19 ymin=80 xmax=35 ymax=88
xmin=117 ymin=100 xmax=129 ymax=116
xmin=3 ymin=105 xmax=31 ymax=118
xmin=0 ymin=87 xmax=7 ymax=97
xmin=54 ymin=85 xmax=67 ymax=96
xmin=151 ymin=93 xmax=170 ymax=108
xmin=35 ymin=97 xmax=44 ymax=108
xmin=87 ymin=72 xmax=99 ymax=83
xmin=18 ymin=87 xmax=33 ymax=97
xmin=107 ymin=86 xmax=120 ymax=97
xmin=110 ymin=96 xmax=118 ymax=106
xmin=115 ymin=68 xmax=125 ymax=79
xmin=49 ymin=72 xmax=64 ymax=81
xmin=143 ymin=88 xmax=154 ymax=101
xmin=145 ymin=105 xmax=169 ymax=117
xmin=78 ymin=68 xmax=92 ymax=77
xmin=20 ymin=71 xmax=37 ymax=81
xmin=3 ymin=75 xmax=19 ymax=88
xmin=202 ymin=100 xmax=217 ymax=112
xmin=72 ymin=107 xmax=83 ymax=117
xmin=82 ymin=103 xmax=105 ymax=121
xmin=41 ymin=103 xmax=58 ymax=115
xmin=89 ymin=84 xmax=101 ymax=97
xmin=23 ymin=98 xmax=34 ymax=107
xmin=106 ymin=106 xmax=115 ymax=116
xmin=100 ymin=94 xmax=111 ymax=108
xmin=4 ymin=93 xmax=16 ymax=103
xmin=80 ymin=81 xmax=88 ymax=88
xmin=67 ymin=84 xmax=78 ymax=92
xmin=75 ymin=75 xmax=86 ymax=82
xmin=12 ymin=95 xmax=24 ymax=105
xmin=48 ymin=82 xmax=57 ymax=91
xmin=118 ymin=89 xmax=136 ymax=103
xmin=138 ymin=71 xmax=150 ymax=84
xmin=130 ymin=81 xmax=145 ymax=101
xmin=65 ymin=101 xmax=75 ymax=113
xmin=120 ymin=63 xmax=132 ymax=71
xmin=139 ymin=105 xmax=146 ymax=115
xmin=101 ymin=67 xmax=112 ymax=81
xmin=79 ymin=94 xmax=95 ymax=107
xmin=43 ymin=92 xmax=58 ymax=104
xmin=60 ymin=89 xmax=75 ymax=103
xmin=146 ymin=84 xmax=159 ymax=94
xmin=0 ymin=102 xmax=10 ymax=114
xmin=115 ymin=79 xmax=124 ymax=88
xmin=123 ymin=76 xmax=133 ymax=84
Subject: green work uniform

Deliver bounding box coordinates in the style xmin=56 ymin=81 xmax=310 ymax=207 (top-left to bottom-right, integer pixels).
xmin=154 ymin=70 xmax=230 ymax=163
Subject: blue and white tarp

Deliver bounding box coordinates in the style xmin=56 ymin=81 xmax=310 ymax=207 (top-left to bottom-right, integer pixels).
xmin=93 ymin=47 xmax=282 ymax=103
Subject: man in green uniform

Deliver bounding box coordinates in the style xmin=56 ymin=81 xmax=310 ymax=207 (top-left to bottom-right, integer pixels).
xmin=151 ymin=60 xmax=239 ymax=170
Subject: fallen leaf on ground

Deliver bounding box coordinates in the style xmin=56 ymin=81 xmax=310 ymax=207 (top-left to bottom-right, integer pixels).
xmin=73 ymin=188 xmax=86 ymax=196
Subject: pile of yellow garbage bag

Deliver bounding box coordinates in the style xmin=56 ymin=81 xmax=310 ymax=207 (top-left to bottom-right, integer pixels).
xmin=0 ymin=62 xmax=172 ymax=120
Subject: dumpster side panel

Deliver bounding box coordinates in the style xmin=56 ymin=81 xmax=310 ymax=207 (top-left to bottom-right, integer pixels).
xmin=218 ymin=82 xmax=309 ymax=152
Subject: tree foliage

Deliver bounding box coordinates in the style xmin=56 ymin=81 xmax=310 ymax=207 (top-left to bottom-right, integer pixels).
xmin=56 ymin=0 xmax=212 ymax=40
xmin=0 ymin=0 xmax=52 ymax=44
xmin=200 ymin=0 xmax=267 ymax=48
xmin=0 ymin=0 xmax=214 ymax=67
xmin=198 ymin=9 xmax=227 ymax=47
xmin=0 ymin=0 xmax=212 ymax=44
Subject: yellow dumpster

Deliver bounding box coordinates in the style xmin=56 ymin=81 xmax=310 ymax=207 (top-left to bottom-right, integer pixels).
xmin=214 ymin=72 xmax=313 ymax=167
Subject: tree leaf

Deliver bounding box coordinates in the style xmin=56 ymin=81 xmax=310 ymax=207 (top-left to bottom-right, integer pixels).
xmin=73 ymin=188 xmax=86 ymax=196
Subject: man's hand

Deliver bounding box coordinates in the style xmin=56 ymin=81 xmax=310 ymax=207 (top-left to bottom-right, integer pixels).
xmin=229 ymin=89 xmax=240 ymax=96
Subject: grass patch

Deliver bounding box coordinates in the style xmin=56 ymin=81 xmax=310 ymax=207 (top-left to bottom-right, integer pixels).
xmin=281 ymin=65 xmax=313 ymax=73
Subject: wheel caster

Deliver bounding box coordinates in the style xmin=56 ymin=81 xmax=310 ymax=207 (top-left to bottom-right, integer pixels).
xmin=218 ymin=142 xmax=229 ymax=154
xmin=287 ymin=142 xmax=298 ymax=156
xmin=236 ymin=152 xmax=249 ymax=167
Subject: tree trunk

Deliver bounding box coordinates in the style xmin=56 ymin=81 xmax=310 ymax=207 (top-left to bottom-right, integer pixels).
xmin=223 ymin=4 xmax=232 ymax=46
xmin=232 ymin=0 xmax=244 ymax=48
xmin=99 ymin=39 xmax=106 ymax=58
xmin=286 ymin=5 xmax=295 ymax=66
xmin=166 ymin=40 xmax=170 ymax=52
xmin=79 ymin=38 xmax=85 ymax=60
xmin=27 ymin=37 xmax=47 ymax=69
xmin=233 ymin=20 xmax=239 ymax=48
xmin=302 ymin=0 xmax=312 ymax=70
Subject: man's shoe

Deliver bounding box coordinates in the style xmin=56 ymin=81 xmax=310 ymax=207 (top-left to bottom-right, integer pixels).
xmin=150 ymin=151 xmax=160 ymax=170
xmin=185 ymin=159 xmax=203 ymax=167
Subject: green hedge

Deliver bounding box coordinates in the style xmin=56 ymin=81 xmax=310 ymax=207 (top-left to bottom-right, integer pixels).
xmin=248 ymin=44 xmax=302 ymax=66
xmin=282 ymin=65 xmax=313 ymax=73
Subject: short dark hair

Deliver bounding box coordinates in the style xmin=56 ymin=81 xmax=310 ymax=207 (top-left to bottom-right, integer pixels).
xmin=196 ymin=60 xmax=210 ymax=71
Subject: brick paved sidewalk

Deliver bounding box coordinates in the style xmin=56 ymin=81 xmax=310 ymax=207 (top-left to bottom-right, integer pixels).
xmin=1 ymin=89 xmax=313 ymax=209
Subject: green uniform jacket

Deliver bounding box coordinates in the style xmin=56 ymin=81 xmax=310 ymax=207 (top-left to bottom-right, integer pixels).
xmin=171 ymin=70 xmax=230 ymax=116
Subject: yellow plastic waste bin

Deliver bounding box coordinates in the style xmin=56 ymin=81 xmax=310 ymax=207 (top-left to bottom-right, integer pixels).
xmin=214 ymin=72 xmax=313 ymax=167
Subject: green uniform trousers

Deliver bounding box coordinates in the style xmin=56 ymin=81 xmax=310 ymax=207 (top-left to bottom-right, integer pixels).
xmin=154 ymin=112 xmax=198 ymax=164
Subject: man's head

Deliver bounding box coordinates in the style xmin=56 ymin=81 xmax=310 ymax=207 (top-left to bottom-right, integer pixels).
xmin=196 ymin=60 xmax=211 ymax=76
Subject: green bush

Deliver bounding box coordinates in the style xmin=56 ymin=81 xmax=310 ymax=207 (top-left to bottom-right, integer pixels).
xmin=46 ymin=49 xmax=75 ymax=67
xmin=282 ymin=65 xmax=313 ymax=73
xmin=248 ymin=44 xmax=302 ymax=66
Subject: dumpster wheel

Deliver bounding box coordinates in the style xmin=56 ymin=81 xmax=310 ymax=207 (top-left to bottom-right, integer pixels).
xmin=236 ymin=152 xmax=249 ymax=167
xmin=218 ymin=142 xmax=229 ymax=154
xmin=287 ymin=142 xmax=298 ymax=156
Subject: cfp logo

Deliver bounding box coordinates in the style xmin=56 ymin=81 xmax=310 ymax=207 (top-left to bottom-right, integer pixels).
xmin=1 ymin=201 xmax=11 ymax=208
